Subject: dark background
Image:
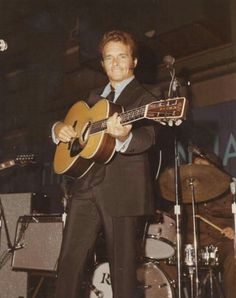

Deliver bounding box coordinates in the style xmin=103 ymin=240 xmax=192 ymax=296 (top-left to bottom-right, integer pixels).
xmin=0 ymin=0 xmax=235 ymax=212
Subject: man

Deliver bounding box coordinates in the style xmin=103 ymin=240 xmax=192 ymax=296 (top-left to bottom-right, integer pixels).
xmin=52 ymin=30 xmax=159 ymax=298
xmin=184 ymin=154 xmax=235 ymax=298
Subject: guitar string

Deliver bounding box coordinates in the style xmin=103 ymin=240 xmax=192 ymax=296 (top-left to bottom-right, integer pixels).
xmin=90 ymin=106 xmax=147 ymax=134
xmin=89 ymin=98 xmax=180 ymax=135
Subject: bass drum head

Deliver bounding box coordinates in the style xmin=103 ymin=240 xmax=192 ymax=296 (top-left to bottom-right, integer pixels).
xmin=89 ymin=262 xmax=112 ymax=298
xmin=137 ymin=262 xmax=175 ymax=298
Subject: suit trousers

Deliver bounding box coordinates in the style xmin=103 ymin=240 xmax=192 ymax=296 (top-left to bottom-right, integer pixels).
xmin=55 ymin=186 xmax=141 ymax=298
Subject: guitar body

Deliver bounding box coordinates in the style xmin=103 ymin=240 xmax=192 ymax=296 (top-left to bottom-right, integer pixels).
xmin=54 ymin=99 xmax=123 ymax=178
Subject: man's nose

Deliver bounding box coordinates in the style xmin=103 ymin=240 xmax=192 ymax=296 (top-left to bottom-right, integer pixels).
xmin=112 ymin=57 xmax=119 ymax=65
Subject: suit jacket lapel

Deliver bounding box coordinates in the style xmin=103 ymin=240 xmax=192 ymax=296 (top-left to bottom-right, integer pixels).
xmin=88 ymin=78 xmax=141 ymax=108
xmin=87 ymin=86 xmax=105 ymax=106
xmin=115 ymin=78 xmax=140 ymax=108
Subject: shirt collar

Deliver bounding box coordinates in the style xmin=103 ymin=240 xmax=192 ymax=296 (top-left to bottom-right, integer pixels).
xmin=101 ymin=76 xmax=135 ymax=102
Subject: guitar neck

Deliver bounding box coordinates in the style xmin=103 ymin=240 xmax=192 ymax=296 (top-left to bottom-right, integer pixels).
xmin=91 ymin=105 xmax=147 ymax=134
xmin=0 ymin=160 xmax=15 ymax=171
xmin=119 ymin=105 xmax=147 ymax=125
xmin=90 ymin=97 xmax=186 ymax=135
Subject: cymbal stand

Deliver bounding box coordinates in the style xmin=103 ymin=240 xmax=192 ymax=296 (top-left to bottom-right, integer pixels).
xmin=189 ymin=266 xmax=195 ymax=298
xmin=230 ymin=180 xmax=236 ymax=262
xmin=173 ymin=136 xmax=182 ymax=298
xmin=188 ymin=180 xmax=200 ymax=298
xmin=201 ymin=267 xmax=224 ymax=298
xmin=184 ymin=244 xmax=195 ymax=298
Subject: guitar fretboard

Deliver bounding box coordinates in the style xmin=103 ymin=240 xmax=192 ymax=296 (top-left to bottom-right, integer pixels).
xmin=90 ymin=105 xmax=147 ymax=135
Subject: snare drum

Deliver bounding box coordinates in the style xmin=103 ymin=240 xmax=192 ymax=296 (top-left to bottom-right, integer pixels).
xmin=89 ymin=262 xmax=112 ymax=298
xmin=145 ymin=212 xmax=176 ymax=259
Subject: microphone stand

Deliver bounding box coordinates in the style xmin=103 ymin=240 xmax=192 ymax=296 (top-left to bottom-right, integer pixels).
xmin=167 ymin=65 xmax=181 ymax=99
xmin=173 ymin=136 xmax=182 ymax=298
xmin=166 ymin=58 xmax=183 ymax=298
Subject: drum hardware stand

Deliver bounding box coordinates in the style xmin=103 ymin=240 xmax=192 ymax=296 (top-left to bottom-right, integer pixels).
xmin=201 ymin=267 xmax=225 ymax=298
xmin=188 ymin=179 xmax=201 ymax=298
xmin=187 ymin=266 xmax=195 ymax=298
xmin=230 ymin=179 xmax=236 ymax=262
xmin=173 ymin=136 xmax=183 ymax=298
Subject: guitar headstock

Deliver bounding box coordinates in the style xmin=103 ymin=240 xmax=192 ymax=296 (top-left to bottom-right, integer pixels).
xmin=15 ymin=154 xmax=36 ymax=166
xmin=146 ymin=97 xmax=188 ymax=125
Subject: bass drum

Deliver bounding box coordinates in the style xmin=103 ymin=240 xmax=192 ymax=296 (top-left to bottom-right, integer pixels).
xmin=137 ymin=261 xmax=176 ymax=298
xmin=89 ymin=261 xmax=176 ymax=298
xmin=89 ymin=262 xmax=112 ymax=298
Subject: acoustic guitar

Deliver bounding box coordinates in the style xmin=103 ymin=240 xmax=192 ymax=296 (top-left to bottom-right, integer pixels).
xmin=54 ymin=97 xmax=188 ymax=178
xmin=0 ymin=154 xmax=36 ymax=171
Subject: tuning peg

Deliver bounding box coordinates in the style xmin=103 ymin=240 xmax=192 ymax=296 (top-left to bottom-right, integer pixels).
xmin=175 ymin=119 xmax=182 ymax=126
xmin=157 ymin=121 xmax=167 ymax=126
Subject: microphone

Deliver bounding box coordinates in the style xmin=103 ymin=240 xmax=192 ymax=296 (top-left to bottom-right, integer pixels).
xmin=0 ymin=39 xmax=8 ymax=52
xmin=163 ymin=55 xmax=175 ymax=69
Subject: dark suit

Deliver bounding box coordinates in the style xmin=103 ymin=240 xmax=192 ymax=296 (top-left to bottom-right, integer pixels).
xmin=55 ymin=78 xmax=159 ymax=298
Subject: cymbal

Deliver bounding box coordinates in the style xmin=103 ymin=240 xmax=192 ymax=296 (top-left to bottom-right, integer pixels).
xmin=159 ymin=164 xmax=231 ymax=203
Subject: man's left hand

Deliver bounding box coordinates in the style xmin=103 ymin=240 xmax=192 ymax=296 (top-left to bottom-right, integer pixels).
xmin=106 ymin=112 xmax=132 ymax=142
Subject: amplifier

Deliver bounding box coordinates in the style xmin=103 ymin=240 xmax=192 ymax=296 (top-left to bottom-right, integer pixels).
xmin=0 ymin=193 xmax=31 ymax=298
xmin=12 ymin=214 xmax=63 ymax=273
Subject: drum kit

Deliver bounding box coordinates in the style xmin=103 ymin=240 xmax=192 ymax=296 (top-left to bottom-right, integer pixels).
xmin=88 ymin=163 xmax=232 ymax=298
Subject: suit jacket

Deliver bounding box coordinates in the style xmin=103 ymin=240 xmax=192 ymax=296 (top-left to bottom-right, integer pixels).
xmin=71 ymin=78 xmax=160 ymax=217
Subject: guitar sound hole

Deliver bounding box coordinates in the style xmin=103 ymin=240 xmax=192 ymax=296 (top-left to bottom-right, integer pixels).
xmin=70 ymin=138 xmax=82 ymax=157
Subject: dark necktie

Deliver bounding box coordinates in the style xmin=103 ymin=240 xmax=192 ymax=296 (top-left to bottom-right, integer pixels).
xmin=106 ymin=87 xmax=115 ymax=102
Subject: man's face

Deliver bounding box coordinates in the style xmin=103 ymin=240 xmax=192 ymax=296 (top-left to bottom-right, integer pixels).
xmin=101 ymin=41 xmax=137 ymax=87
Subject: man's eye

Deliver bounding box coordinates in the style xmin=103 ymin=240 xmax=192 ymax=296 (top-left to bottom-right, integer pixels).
xmin=104 ymin=57 xmax=112 ymax=62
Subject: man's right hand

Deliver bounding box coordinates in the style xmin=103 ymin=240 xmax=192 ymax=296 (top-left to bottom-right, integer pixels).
xmin=222 ymin=227 xmax=234 ymax=240
xmin=54 ymin=122 xmax=77 ymax=143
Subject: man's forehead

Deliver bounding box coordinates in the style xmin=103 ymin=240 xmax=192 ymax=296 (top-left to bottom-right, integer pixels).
xmin=103 ymin=41 xmax=131 ymax=52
